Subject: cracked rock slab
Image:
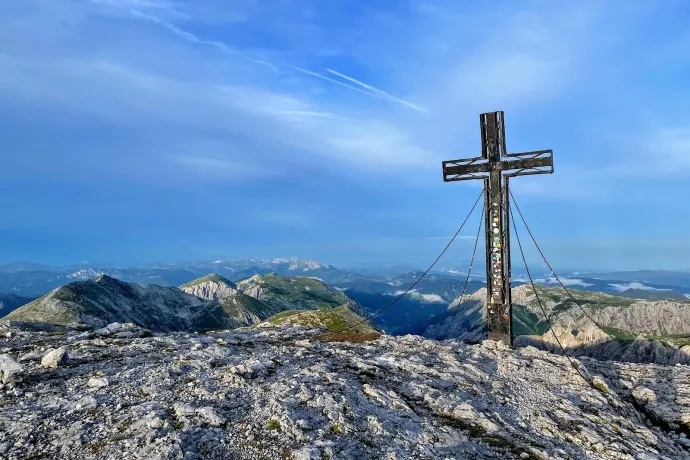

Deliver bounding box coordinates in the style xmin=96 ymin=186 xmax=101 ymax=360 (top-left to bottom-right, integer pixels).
xmin=0 ymin=324 xmax=687 ymax=459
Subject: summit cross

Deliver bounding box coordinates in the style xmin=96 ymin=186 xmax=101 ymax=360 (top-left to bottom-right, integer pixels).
xmin=442 ymin=111 xmax=554 ymax=345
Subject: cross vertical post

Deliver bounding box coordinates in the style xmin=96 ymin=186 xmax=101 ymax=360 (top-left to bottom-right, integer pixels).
xmin=442 ymin=111 xmax=554 ymax=345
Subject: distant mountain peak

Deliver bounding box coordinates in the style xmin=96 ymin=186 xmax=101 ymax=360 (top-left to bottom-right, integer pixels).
xmin=180 ymin=273 xmax=236 ymax=289
xmin=271 ymin=258 xmax=291 ymax=264
xmin=287 ymin=260 xmax=330 ymax=271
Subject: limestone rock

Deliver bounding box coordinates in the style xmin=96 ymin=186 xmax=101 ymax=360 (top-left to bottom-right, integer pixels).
xmin=0 ymin=322 xmax=687 ymax=459
xmin=0 ymin=353 xmax=24 ymax=384
xmin=41 ymin=347 xmax=69 ymax=368
xmin=87 ymin=376 xmax=109 ymax=388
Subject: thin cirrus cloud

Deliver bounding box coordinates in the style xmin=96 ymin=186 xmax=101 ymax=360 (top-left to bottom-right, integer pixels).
xmin=90 ymin=6 xmax=437 ymax=176
xmin=131 ymin=8 xmax=428 ymax=113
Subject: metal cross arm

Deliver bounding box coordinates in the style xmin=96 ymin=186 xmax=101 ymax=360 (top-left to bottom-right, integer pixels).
xmin=442 ymin=150 xmax=554 ymax=182
xmin=441 ymin=110 xmax=555 ymax=345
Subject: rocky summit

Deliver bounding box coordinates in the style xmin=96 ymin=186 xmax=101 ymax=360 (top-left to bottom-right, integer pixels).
xmin=0 ymin=322 xmax=688 ymax=459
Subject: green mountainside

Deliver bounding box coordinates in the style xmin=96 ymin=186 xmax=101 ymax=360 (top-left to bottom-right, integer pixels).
xmin=1 ymin=275 xmax=228 ymax=331
xmin=236 ymin=273 xmax=361 ymax=312
xmin=179 ymin=274 xmax=282 ymax=326
xmin=1 ymin=272 xmax=368 ymax=335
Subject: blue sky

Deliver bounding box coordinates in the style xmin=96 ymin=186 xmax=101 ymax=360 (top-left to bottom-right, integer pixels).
xmin=0 ymin=0 xmax=688 ymax=270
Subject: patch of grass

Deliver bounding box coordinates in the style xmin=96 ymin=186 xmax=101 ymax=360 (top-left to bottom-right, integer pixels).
xmin=172 ymin=421 xmax=185 ymax=430
xmin=528 ymin=285 xmax=636 ymax=312
xmin=266 ymin=419 xmax=280 ymax=431
xmin=266 ymin=305 xmax=371 ymax=332
xmin=652 ymin=333 xmax=690 ymax=348
xmin=109 ymin=418 xmax=134 ymax=439
xmin=362 ymin=438 xmax=376 ymax=448
xmin=483 ymin=435 xmax=521 ymax=451
xmin=437 ymin=412 xmax=541 ymax=457
xmin=513 ymin=306 xmax=550 ymax=336
xmin=87 ymin=441 xmax=107 ymax=452
xmin=592 ymin=380 xmax=610 ymax=394
xmin=314 ymin=331 xmax=381 ymax=343
xmin=600 ymin=326 xmax=636 ymax=341
xmin=329 ymin=423 xmax=343 ymax=434
xmin=437 ymin=413 xmax=486 ymax=438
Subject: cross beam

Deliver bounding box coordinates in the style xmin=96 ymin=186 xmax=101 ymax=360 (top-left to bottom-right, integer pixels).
xmin=442 ymin=111 xmax=554 ymax=345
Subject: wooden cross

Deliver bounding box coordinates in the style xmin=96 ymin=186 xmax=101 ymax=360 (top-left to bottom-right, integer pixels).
xmin=442 ymin=111 xmax=554 ymax=345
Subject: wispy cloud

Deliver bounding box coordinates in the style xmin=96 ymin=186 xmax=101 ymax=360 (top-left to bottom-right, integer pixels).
xmin=609 ymin=282 xmax=672 ymax=292
xmin=129 ymin=9 xmax=237 ymax=54
xmin=324 ymin=68 xmax=429 ymax=114
xmin=289 ymin=65 xmax=426 ymax=112
xmin=93 ymin=0 xmax=185 ymax=15
xmin=535 ymin=277 xmax=594 ymax=288
xmin=128 ymin=8 xmax=425 ymax=113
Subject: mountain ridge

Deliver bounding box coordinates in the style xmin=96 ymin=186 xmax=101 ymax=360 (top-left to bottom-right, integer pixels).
xmin=1 ymin=275 xmax=231 ymax=332
xmin=179 ymin=273 xmax=282 ymax=327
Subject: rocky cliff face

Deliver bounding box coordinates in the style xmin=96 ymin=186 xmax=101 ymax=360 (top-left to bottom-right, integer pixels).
xmin=426 ymin=285 xmax=690 ymax=365
xmin=462 ymin=285 xmax=690 ymax=332
xmin=517 ymin=327 xmax=690 ymax=366
xmin=0 ymin=322 xmax=687 ymax=459
xmin=180 ymin=274 xmax=282 ymax=327
xmin=180 ymin=274 xmax=242 ymax=300
xmin=497 ymin=285 xmax=690 ymax=335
